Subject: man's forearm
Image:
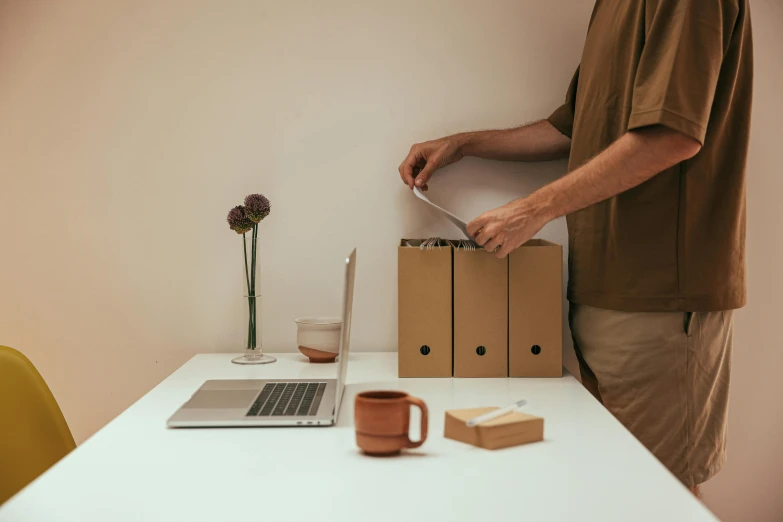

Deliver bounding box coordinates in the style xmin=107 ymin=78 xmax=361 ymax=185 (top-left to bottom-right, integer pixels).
xmin=456 ymin=120 xmax=571 ymax=162
xmin=529 ymin=126 xmax=701 ymax=222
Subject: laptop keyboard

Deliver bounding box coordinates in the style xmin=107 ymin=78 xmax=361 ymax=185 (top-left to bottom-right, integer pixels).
xmin=246 ymin=382 xmax=327 ymax=417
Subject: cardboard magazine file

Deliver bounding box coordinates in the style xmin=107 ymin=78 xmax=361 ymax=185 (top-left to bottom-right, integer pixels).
xmin=509 ymin=239 xmax=563 ymax=377
xmin=398 ymin=239 xmax=453 ymax=377
xmin=453 ymin=245 xmax=508 ymax=378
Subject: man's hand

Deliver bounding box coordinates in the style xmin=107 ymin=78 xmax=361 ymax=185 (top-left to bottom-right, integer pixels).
xmin=467 ymin=198 xmax=550 ymax=259
xmin=398 ymin=122 xmax=571 ymax=190
xmin=398 ymin=136 xmax=465 ymax=190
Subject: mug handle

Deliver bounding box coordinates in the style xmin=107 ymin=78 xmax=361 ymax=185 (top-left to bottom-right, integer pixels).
xmin=404 ymin=396 xmax=429 ymax=449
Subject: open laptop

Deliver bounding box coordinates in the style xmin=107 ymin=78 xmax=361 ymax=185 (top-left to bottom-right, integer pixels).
xmin=167 ymin=249 xmax=356 ymax=428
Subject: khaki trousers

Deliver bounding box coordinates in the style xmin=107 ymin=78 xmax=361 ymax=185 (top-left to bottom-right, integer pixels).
xmin=569 ymin=303 xmax=733 ymax=487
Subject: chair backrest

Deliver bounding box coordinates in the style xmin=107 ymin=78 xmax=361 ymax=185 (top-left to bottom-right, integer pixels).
xmin=0 ymin=346 xmax=75 ymax=505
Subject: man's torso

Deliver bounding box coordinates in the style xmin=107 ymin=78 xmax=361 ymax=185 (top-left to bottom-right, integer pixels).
xmin=567 ymin=0 xmax=753 ymax=312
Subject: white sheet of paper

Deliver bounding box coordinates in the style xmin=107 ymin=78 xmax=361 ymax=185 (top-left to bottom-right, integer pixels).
xmin=413 ymin=186 xmax=476 ymax=242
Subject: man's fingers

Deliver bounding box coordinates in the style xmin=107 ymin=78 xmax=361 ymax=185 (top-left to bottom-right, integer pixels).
xmin=474 ymin=226 xmax=493 ymax=247
xmin=467 ymin=216 xmax=487 ymax=238
xmin=403 ymin=165 xmax=416 ymax=189
xmin=399 ymin=150 xmax=418 ymax=189
xmin=496 ymin=244 xmax=512 ymax=259
xmin=474 ymin=220 xmax=503 ymax=248
xmin=497 ymin=236 xmax=522 ymax=259
xmin=414 ymin=166 xmax=434 ymax=188
xmin=399 ymin=164 xmax=414 ymax=189
xmin=484 ymin=236 xmax=502 ymax=253
xmin=413 ymin=155 xmax=441 ymax=188
xmin=398 ymin=161 xmax=413 ymax=188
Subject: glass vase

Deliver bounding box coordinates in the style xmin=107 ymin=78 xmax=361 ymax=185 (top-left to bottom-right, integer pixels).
xmin=232 ymin=231 xmax=276 ymax=365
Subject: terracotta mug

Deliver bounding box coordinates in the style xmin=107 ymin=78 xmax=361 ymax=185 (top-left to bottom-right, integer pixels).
xmin=354 ymin=391 xmax=428 ymax=456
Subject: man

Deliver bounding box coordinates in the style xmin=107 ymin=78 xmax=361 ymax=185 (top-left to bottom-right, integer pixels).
xmin=398 ymin=0 xmax=752 ymax=496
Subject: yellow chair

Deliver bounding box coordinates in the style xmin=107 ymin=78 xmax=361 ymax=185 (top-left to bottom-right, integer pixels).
xmin=0 ymin=345 xmax=76 ymax=505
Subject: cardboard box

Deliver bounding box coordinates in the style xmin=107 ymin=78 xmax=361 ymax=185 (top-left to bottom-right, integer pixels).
xmin=398 ymin=239 xmax=453 ymax=377
xmin=444 ymin=407 xmax=544 ymax=450
xmin=453 ymin=248 xmax=508 ymax=378
xmin=509 ymin=239 xmax=563 ymax=377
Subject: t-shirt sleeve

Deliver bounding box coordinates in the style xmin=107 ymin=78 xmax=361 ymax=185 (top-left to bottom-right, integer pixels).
xmin=547 ymin=66 xmax=580 ymax=139
xmin=627 ymin=0 xmax=739 ymax=145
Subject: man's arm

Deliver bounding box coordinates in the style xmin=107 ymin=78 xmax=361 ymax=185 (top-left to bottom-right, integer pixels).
xmin=467 ymin=126 xmax=702 ymax=258
xmin=398 ymin=120 xmax=571 ymax=190
xmin=457 ymin=120 xmax=572 ymax=162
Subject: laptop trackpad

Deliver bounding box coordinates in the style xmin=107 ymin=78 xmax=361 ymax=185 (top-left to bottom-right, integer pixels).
xmin=183 ymin=389 xmax=258 ymax=409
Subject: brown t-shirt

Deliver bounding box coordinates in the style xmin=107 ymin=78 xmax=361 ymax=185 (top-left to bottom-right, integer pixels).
xmin=548 ymin=0 xmax=753 ymax=312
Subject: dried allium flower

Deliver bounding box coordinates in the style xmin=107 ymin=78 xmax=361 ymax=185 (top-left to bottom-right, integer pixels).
xmin=244 ymin=194 xmax=271 ymax=223
xmin=227 ymin=205 xmax=253 ymax=234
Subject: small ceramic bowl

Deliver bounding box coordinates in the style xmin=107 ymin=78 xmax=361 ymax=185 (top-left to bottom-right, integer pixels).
xmin=295 ymin=317 xmax=342 ymax=363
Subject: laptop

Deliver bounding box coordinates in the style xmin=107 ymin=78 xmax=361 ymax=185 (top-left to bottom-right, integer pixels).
xmin=167 ymin=249 xmax=356 ymax=428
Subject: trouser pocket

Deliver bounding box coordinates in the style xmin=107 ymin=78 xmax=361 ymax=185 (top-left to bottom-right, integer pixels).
xmin=684 ymin=311 xmax=695 ymax=337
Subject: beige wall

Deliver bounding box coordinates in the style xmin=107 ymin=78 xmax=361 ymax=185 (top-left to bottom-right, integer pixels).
xmin=0 ymin=1 xmax=780 ymax=520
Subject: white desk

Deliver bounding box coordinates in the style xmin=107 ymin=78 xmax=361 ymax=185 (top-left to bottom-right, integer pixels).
xmin=0 ymin=353 xmax=717 ymax=522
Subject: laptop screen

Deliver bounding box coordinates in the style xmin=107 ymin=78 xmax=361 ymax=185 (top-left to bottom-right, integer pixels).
xmin=333 ymin=249 xmax=356 ymax=418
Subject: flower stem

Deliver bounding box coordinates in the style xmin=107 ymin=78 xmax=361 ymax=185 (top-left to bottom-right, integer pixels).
xmin=250 ymin=224 xmax=258 ymax=349
xmin=243 ymin=233 xmax=252 ymax=350
xmin=243 ymin=233 xmax=251 ymax=294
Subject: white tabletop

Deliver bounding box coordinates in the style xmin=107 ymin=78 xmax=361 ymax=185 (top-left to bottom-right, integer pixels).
xmin=0 ymin=353 xmax=717 ymax=522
